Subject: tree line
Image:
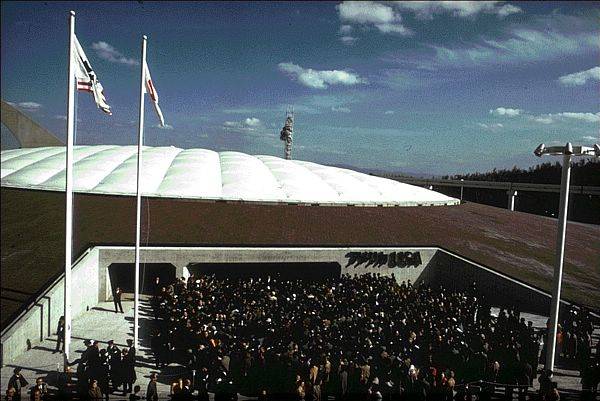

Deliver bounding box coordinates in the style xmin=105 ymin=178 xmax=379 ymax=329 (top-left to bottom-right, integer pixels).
xmin=438 ymin=159 xmax=599 ymax=224
xmin=443 ymin=159 xmax=600 ymax=186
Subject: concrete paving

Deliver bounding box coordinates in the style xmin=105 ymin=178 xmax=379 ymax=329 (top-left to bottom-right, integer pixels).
xmin=2 ymin=301 xmax=597 ymax=400
xmin=1 ymin=299 xmax=186 ymax=400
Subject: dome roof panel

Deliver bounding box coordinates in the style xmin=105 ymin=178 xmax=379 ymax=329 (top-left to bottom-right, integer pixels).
xmin=220 ymin=152 xmax=285 ymax=201
xmin=41 ymin=145 xmax=129 ymax=191
xmin=93 ymin=146 xmax=181 ymax=195
xmin=156 ymin=149 xmax=222 ymax=198
xmin=3 ymin=146 xmax=110 ymax=188
xmin=256 ymin=156 xmax=339 ymax=203
xmin=1 ymin=145 xmax=459 ymax=206
xmin=1 ymin=147 xmax=64 ymax=180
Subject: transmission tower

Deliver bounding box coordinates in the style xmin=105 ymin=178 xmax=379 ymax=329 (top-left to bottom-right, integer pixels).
xmin=280 ymin=107 xmax=294 ymax=160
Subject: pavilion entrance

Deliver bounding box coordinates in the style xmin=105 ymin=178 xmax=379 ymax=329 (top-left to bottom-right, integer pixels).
xmin=187 ymin=261 xmax=341 ymax=280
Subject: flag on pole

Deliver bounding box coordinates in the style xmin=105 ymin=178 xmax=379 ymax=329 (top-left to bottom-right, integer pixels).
xmin=143 ymin=61 xmax=165 ymax=126
xmin=73 ymin=36 xmax=112 ymax=115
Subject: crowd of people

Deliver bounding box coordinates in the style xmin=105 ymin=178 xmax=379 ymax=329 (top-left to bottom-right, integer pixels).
xmin=4 ymin=341 xmax=155 ymax=401
xmin=4 ymin=272 xmax=599 ymax=400
xmin=149 ymin=272 xmax=599 ymax=400
xmin=552 ymin=306 xmax=600 ymax=400
xmin=66 ymin=337 xmax=138 ymax=399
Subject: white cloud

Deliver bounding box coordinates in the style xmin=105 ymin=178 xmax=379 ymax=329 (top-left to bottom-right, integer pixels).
xmin=223 ymin=117 xmax=264 ymax=133
xmin=337 ymin=1 xmax=411 ymax=35
xmin=91 ymin=41 xmax=139 ymax=66
xmin=553 ymin=112 xmax=600 ymax=123
xmin=477 ymin=122 xmax=504 ymax=131
xmin=530 ymin=116 xmax=554 ymax=124
xmin=381 ymin=14 xmax=597 ymax=72
xmin=278 ymin=62 xmax=365 ymax=89
xmin=411 ymin=14 xmax=598 ymax=70
xmin=340 ymin=36 xmax=358 ymax=45
xmin=384 ymin=110 xmax=395 ymax=115
xmin=243 ymin=117 xmax=261 ymax=127
xmin=491 ymin=107 xmax=600 ymax=125
xmin=527 ymin=112 xmax=600 ymax=124
xmin=331 ymin=106 xmax=351 ymax=113
xmin=495 ymin=4 xmax=522 ymax=17
xmin=490 ymin=107 xmax=522 ymax=116
xmin=15 ymin=101 xmax=42 ymax=110
xmin=558 ymin=66 xmax=600 ymax=86
xmin=393 ymin=1 xmax=522 ymax=19
xmin=434 ymin=30 xmax=590 ymax=67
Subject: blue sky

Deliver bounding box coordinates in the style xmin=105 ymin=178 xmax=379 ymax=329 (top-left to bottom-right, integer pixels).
xmin=1 ymin=1 xmax=599 ymax=175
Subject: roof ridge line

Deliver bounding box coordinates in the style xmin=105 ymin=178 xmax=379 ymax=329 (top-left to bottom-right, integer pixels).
xmin=144 ymin=146 xmax=184 ymax=195
xmin=41 ymin=145 xmax=120 ymax=187
xmin=90 ymin=146 xmax=140 ymax=191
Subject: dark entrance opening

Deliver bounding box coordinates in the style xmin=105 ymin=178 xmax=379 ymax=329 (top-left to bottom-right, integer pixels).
xmin=108 ymin=263 xmax=176 ymax=295
xmin=187 ymin=262 xmax=341 ymax=280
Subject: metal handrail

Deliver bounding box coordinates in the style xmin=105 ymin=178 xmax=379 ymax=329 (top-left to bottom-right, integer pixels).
xmin=0 ymin=248 xmax=92 ymax=338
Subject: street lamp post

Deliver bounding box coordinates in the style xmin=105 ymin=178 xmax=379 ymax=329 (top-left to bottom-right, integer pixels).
xmin=533 ymin=142 xmax=600 ymax=373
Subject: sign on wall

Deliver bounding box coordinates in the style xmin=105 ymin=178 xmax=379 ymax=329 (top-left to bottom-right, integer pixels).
xmin=345 ymin=251 xmax=422 ymax=269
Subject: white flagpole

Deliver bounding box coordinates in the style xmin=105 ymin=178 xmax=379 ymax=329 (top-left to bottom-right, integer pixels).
xmin=133 ymin=35 xmax=147 ymax=349
xmin=63 ymin=9 xmax=76 ymax=367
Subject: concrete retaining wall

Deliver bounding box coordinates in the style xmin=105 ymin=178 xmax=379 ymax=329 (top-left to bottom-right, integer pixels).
xmin=1 ymin=249 xmax=99 ymax=365
xmin=98 ymin=247 xmax=437 ymax=300
xmin=429 ymin=249 xmax=568 ymax=316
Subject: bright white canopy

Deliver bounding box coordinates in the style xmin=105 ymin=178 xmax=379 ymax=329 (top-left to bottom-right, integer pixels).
xmin=1 ymin=145 xmax=459 ymax=206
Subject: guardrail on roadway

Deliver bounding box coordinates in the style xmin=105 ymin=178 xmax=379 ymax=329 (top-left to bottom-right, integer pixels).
xmin=381 ymin=176 xmax=600 ymax=196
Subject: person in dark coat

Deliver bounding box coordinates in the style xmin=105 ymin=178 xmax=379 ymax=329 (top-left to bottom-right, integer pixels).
xmin=338 ymin=364 xmax=349 ymax=400
xmin=96 ymin=349 xmax=110 ymax=401
xmin=56 ymin=367 xmax=76 ymax=400
xmin=106 ymin=340 xmax=120 ymax=362
xmin=106 ymin=340 xmax=120 ymax=389
xmin=180 ymin=379 xmax=193 ymax=401
xmin=110 ymin=347 xmax=123 ymax=392
xmin=7 ymin=368 xmax=28 ymax=401
xmin=128 ymin=385 xmax=141 ymax=401
xmin=120 ymin=349 xmax=132 ymax=393
xmin=402 ymin=366 xmax=426 ymax=401
xmin=5 ymin=387 xmax=17 ymax=401
xmin=114 ymin=287 xmax=124 ymax=313
xmin=538 ymin=369 xmax=553 ymax=400
xmin=54 ymin=316 xmax=65 ymax=353
xmin=88 ymin=380 xmax=103 ymax=401
xmin=146 ymin=374 xmax=159 ymax=401
xmin=123 ymin=340 xmax=137 ymax=393
xmin=29 ymin=378 xmax=47 ymax=401
xmin=151 ymin=330 xmax=166 ymax=369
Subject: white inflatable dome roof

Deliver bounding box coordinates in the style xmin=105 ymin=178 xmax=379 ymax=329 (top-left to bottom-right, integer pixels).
xmin=1 ymin=145 xmax=459 ymax=206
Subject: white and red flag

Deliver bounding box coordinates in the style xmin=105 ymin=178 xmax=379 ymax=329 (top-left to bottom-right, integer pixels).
xmin=73 ymin=35 xmax=112 ymax=115
xmin=143 ymin=60 xmax=165 ymax=126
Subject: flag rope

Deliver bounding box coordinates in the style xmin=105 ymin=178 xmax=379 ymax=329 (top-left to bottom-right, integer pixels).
xmin=73 ymin=87 xmax=78 ymax=145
